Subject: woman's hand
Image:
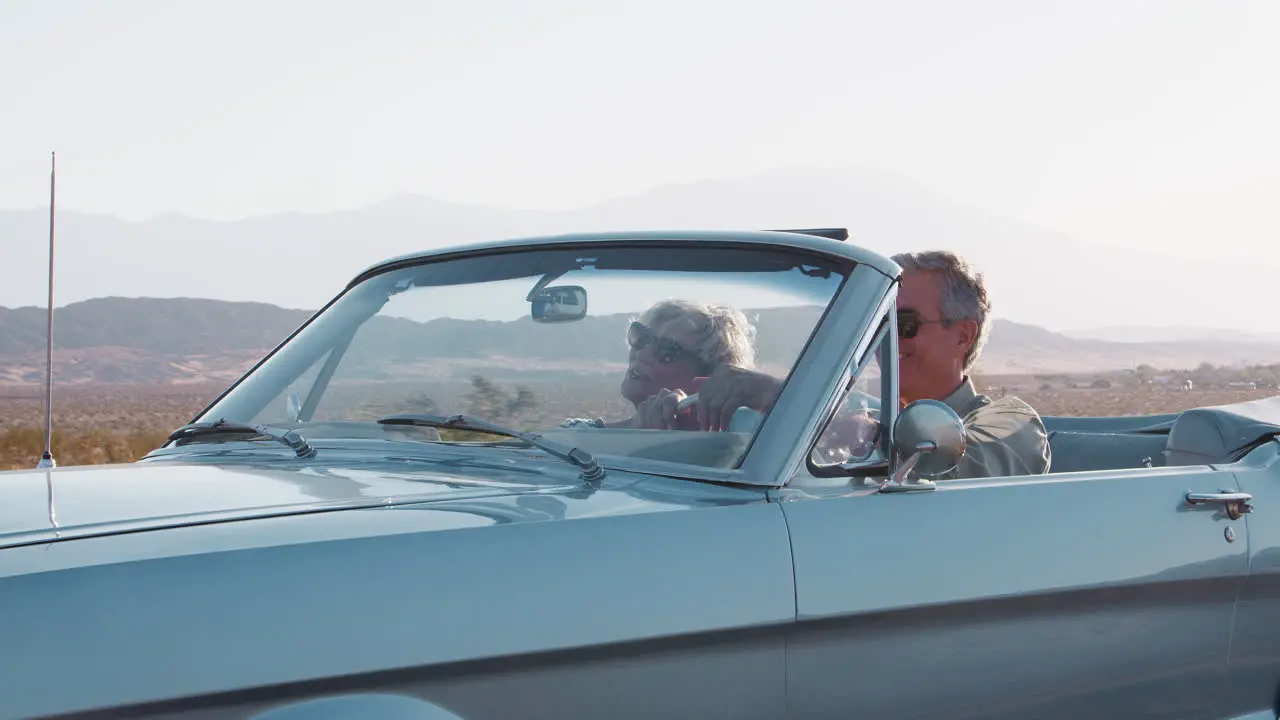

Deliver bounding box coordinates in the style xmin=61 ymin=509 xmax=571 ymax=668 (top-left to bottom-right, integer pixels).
xmin=631 ymin=388 xmax=690 ymax=430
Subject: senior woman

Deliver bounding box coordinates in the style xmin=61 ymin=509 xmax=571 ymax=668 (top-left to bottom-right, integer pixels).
xmin=561 ymin=299 xmax=778 ymax=431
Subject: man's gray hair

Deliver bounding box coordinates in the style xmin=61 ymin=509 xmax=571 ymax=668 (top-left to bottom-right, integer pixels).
xmin=638 ymin=299 xmax=757 ymax=370
xmin=890 ymin=250 xmax=992 ymax=371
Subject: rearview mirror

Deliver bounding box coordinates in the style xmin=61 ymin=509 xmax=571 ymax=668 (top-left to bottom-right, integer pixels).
xmin=879 ymin=399 xmax=966 ymax=493
xmin=530 ymin=286 xmax=588 ymax=323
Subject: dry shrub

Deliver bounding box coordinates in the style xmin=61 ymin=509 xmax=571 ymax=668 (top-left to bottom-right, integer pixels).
xmin=0 ymin=425 xmax=173 ymax=471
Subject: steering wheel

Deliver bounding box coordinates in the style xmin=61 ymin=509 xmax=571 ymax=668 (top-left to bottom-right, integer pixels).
xmin=676 ymin=393 xmax=701 ymax=413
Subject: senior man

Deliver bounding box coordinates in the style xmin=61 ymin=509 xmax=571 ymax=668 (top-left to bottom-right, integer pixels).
xmin=685 ymin=250 xmax=1051 ymax=480
xmin=888 ymin=250 xmax=1050 ymax=479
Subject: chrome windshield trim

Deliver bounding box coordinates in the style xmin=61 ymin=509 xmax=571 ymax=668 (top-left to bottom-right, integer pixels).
xmin=348 ymin=230 xmax=901 ymax=287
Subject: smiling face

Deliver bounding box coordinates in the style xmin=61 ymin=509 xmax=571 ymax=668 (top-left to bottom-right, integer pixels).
xmin=896 ymin=270 xmax=978 ymax=405
xmin=620 ymin=318 xmax=708 ymax=405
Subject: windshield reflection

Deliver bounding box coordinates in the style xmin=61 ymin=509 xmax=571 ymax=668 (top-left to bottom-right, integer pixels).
xmin=189 ymin=243 xmax=850 ymax=472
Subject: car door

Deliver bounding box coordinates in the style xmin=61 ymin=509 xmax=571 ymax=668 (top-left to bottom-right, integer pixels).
xmin=775 ymin=337 xmax=1249 ymax=719
xmin=1217 ymin=437 xmax=1280 ymax=719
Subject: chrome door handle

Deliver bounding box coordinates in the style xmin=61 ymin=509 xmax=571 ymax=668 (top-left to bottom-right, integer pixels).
xmin=1186 ymin=491 xmax=1253 ymax=504
xmin=1186 ymin=490 xmax=1254 ymax=519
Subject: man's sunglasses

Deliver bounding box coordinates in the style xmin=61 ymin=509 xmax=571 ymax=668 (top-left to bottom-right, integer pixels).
xmin=897 ymin=308 xmax=951 ymax=340
xmin=628 ymin=321 xmax=694 ymax=365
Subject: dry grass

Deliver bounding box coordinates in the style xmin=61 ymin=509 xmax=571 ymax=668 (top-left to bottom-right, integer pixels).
xmin=1 ymin=384 xmax=216 ymax=470
xmin=2 ymin=379 xmax=1277 ymax=471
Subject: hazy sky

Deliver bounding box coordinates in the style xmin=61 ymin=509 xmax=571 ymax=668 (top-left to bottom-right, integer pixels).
xmin=2 ymin=0 xmax=1277 ymax=264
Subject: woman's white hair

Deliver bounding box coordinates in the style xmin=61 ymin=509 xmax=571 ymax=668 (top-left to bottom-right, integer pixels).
xmin=890 ymin=250 xmax=992 ymax=371
xmin=637 ymin=299 xmax=757 ymax=371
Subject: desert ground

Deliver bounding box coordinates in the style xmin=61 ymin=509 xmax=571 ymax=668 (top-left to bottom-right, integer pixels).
xmin=2 ymin=374 xmax=1277 ymax=471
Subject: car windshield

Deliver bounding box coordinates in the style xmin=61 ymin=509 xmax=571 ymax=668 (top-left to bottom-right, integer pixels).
xmin=191 ymin=241 xmax=851 ymax=470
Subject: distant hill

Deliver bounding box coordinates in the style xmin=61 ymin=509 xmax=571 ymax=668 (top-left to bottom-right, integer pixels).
xmin=1063 ymin=326 xmax=1280 ymax=344
xmin=0 ymin=297 xmax=315 ymax=355
xmin=3 ymin=297 xmax=1280 ymax=385
xmin=981 ymin=319 xmax=1280 ymax=374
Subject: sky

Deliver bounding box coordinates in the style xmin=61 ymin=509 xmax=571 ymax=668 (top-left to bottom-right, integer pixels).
xmin=2 ymin=0 xmax=1277 ymax=265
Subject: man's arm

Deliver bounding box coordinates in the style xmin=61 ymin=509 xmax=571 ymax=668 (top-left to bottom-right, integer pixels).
xmin=951 ymin=397 xmax=1052 ymax=479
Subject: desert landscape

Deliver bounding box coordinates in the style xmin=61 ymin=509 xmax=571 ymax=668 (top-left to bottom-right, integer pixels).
xmin=3 ymin=366 xmax=1278 ymax=471
xmin=4 ymin=295 xmax=1280 ymax=471
xmin=3 ymin=169 xmax=1280 ymax=472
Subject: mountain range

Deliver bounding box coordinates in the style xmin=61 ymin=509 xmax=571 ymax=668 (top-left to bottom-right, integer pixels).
xmin=1063 ymin=326 xmax=1280 ymax=345
xmin=2 ymin=166 xmax=1276 ymax=335
xmin=2 ymin=296 xmax=1279 ymax=386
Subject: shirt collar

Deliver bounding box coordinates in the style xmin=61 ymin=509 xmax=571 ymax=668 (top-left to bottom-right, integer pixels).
xmin=941 ymin=375 xmax=981 ymax=417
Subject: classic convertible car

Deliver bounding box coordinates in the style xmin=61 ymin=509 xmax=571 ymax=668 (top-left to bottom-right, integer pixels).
xmin=3 ymin=229 xmax=1280 ymax=719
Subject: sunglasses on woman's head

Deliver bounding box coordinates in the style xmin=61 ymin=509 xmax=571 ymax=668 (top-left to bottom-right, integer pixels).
xmin=628 ymin=321 xmax=693 ymax=364
xmin=897 ymin=308 xmax=950 ymax=339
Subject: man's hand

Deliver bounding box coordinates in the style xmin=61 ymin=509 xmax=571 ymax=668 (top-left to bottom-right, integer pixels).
xmin=816 ymin=410 xmax=881 ymax=463
xmin=696 ymin=365 xmax=783 ymax=432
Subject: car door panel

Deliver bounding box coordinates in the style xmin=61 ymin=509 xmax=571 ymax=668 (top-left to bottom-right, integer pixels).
xmin=780 ymin=465 xmax=1248 ymax=719
xmin=1 ymin=488 xmax=795 ymax=719
xmin=1220 ymin=441 xmax=1280 ymax=718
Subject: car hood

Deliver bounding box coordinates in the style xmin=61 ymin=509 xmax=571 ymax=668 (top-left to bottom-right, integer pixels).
xmin=0 ymin=444 xmax=596 ymax=549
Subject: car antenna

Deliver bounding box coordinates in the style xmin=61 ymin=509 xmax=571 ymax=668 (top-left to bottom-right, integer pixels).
xmin=36 ymin=151 xmax=57 ymax=470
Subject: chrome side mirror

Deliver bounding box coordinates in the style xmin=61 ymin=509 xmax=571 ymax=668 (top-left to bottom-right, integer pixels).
xmin=879 ymin=399 xmax=966 ymax=493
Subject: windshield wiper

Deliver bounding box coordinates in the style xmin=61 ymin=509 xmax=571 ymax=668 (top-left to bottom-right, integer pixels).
xmin=377 ymin=413 xmax=605 ymax=482
xmin=167 ymin=419 xmax=317 ymax=458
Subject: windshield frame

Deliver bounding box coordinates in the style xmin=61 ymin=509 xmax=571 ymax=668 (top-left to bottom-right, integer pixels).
xmin=179 ymin=232 xmax=899 ymax=488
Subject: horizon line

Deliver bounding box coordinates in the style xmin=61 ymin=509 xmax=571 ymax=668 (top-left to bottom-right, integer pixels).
xmin=1 ymin=294 xmax=1277 ymax=343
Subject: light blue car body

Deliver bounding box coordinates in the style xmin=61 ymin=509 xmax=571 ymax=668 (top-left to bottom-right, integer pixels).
xmin=2 ymin=229 xmax=1280 ymax=719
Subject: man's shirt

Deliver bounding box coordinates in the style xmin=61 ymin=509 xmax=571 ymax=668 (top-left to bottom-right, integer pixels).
xmin=937 ymin=376 xmax=1052 ymax=479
